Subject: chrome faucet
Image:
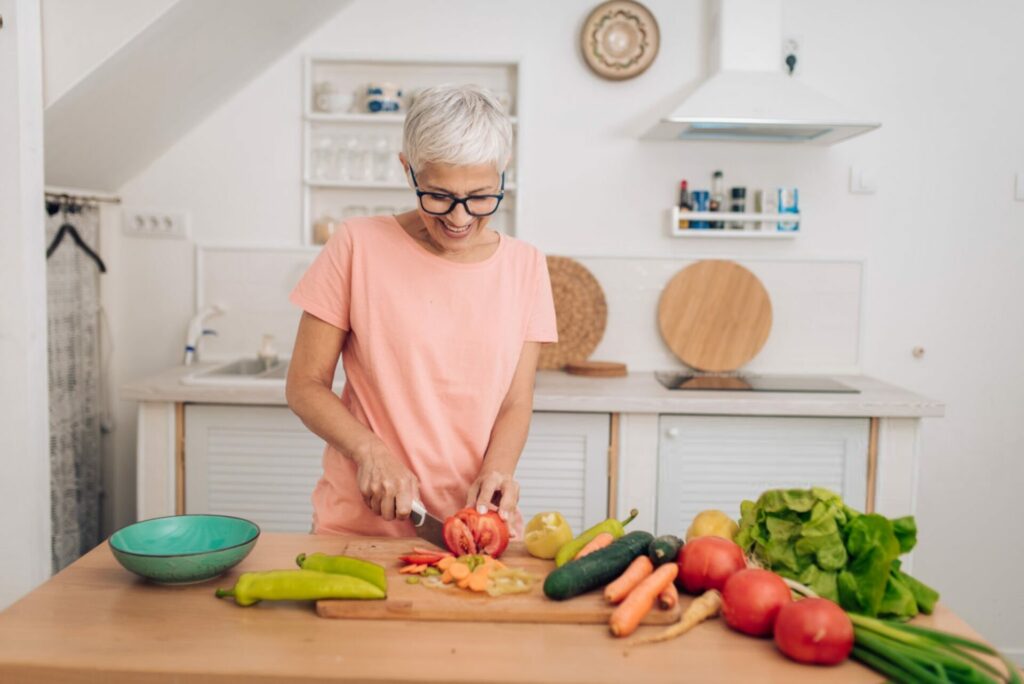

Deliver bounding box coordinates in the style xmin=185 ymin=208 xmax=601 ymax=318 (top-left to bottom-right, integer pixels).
xmin=184 ymin=305 xmax=224 ymax=365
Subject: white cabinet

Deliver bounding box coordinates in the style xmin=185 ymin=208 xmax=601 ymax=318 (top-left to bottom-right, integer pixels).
xmin=184 ymin=406 xmax=609 ymax=534
xmin=516 ymin=412 xmax=610 ymax=533
xmin=184 ymin=405 xmax=324 ymax=533
xmin=656 ymin=416 xmax=869 ymax=537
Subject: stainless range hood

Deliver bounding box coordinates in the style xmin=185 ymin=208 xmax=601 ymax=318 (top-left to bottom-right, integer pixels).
xmin=644 ymin=0 xmax=880 ymax=145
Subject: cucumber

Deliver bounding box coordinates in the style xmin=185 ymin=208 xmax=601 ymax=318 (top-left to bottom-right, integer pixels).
xmin=543 ymin=530 xmax=654 ymax=601
xmin=648 ymin=534 xmax=684 ymax=568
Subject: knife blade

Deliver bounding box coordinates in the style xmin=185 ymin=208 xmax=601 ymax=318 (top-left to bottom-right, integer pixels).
xmin=410 ymin=500 xmax=448 ymax=550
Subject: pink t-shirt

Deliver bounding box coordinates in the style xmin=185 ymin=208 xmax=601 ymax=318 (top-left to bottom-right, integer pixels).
xmin=290 ymin=216 xmax=558 ymax=536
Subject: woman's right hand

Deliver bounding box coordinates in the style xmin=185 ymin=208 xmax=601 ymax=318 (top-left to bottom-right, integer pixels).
xmin=351 ymin=441 xmax=420 ymax=522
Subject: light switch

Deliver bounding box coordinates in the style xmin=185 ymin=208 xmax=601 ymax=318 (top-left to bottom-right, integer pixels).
xmin=1016 ymin=172 xmax=1024 ymax=201
xmin=849 ymin=166 xmax=877 ymax=194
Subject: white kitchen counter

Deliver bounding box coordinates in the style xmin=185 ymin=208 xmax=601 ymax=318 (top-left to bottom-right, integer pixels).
xmin=121 ymin=364 xmax=943 ymax=418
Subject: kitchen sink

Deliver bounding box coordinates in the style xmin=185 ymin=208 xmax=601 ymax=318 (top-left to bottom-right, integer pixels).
xmin=182 ymin=358 xmax=344 ymax=387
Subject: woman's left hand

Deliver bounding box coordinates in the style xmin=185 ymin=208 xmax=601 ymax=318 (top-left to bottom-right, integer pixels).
xmin=466 ymin=469 xmax=519 ymax=521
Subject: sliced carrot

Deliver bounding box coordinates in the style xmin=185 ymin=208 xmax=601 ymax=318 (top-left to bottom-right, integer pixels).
xmin=609 ymin=563 xmax=678 ymax=638
xmin=658 ymin=582 xmax=679 ymax=610
xmin=399 ymin=564 xmax=426 ymax=574
xmin=457 ymin=575 xmax=472 ymax=589
xmin=437 ymin=556 xmax=456 ymax=571
xmin=574 ymin=532 xmax=615 ymax=560
xmin=468 ymin=574 xmax=490 ymax=592
xmin=449 ymin=562 xmax=471 ymax=581
xmin=441 ymin=569 xmax=453 ymax=584
xmin=604 ymin=556 xmax=654 ymax=604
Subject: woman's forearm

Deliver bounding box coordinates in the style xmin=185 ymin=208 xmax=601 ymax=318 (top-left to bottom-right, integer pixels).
xmin=481 ymin=395 xmax=534 ymax=475
xmin=286 ymin=379 xmax=380 ymax=463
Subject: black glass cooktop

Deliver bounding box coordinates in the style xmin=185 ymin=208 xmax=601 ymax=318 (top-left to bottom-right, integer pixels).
xmin=655 ymin=372 xmax=858 ymax=393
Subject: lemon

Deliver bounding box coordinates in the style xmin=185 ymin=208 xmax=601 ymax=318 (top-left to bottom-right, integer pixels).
xmin=685 ymin=509 xmax=739 ymax=542
xmin=524 ymin=512 xmax=574 ymax=559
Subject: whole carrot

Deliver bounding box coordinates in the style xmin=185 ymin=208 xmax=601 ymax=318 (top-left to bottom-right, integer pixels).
xmin=604 ymin=556 xmax=654 ymax=604
xmin=574 ymin=532 xmax=614 ymax=560
xmin=658 ymin=582 xmax=679 ymax=610
xmin=609 ymin=563 xmax=679 ymax=637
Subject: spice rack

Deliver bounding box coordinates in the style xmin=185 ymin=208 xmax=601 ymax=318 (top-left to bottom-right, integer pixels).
xmin=301 ymin=56 xmax=520 ymax=246
xmin=669 ymin=206 xmax=800 ymax=238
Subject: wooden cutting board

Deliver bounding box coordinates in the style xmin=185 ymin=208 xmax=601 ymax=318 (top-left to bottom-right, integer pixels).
xmin=657 ymin=260 xmax=772 ymax=373
xmin=538 ymin=256 xmax=607 ymax=370
xmin=316 ymin=539 xmax=681 ymax=625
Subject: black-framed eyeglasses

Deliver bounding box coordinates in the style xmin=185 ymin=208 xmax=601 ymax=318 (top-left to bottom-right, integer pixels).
xmin=409 ymin=167 xmax=505 ymax=217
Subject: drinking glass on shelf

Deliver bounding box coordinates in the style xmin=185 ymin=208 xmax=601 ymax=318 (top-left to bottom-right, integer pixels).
xmin=371 ymin=135 xmax=393 ymax=183
xmin=342 ymin=135 xmax=371 ymax=182
xmin=311 ymin=134 xmax=337 ymax=181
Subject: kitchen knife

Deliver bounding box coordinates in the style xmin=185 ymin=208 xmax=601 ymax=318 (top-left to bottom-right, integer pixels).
xmin=410 ymin=500 xmax=448 ymax=550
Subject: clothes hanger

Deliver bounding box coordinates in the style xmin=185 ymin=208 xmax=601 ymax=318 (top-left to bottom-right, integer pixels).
xmin=45 ymin=195 xmax=107 ymax=273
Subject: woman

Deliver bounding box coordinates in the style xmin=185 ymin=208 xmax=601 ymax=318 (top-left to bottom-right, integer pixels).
xmin=286 ymin=84 xmax=557 ymax=537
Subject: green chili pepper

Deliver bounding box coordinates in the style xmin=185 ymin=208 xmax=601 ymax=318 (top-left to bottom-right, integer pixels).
xmin=554 ymin=508 xmax=639 ymax=567
xmin=215 ymin=569 xmax=385 ymax=606
xmin=295 ymin=552 xmax=388 ymax=593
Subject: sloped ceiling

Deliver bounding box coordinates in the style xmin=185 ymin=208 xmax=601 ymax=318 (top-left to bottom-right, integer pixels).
xmin=44 ymin=0 xmax=350 ymax=191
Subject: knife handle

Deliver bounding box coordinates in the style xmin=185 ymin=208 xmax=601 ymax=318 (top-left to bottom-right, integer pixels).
xmin=410 ymin=499 xmax=426 ymax=526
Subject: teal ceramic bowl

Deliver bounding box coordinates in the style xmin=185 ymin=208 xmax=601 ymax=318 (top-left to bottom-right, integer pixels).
xmin=109 ymin=514 xmax=260 ymax=585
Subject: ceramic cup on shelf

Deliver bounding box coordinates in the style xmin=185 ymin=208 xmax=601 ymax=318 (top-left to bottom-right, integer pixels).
xmin=363 ymin=82 xmax=403 ymax=113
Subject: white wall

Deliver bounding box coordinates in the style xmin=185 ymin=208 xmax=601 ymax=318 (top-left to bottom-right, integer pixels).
xmin=99 ymin=0 xmax=1023 ymax=655
xmin=0 ymin=0 xmax=53 ymax=610
xmin=40 ymin=0 xmax=176 ymax=107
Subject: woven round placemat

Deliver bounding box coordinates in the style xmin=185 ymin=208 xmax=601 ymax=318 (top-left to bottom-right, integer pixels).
xmin=538 ymin=256 xmax=607 ymax=370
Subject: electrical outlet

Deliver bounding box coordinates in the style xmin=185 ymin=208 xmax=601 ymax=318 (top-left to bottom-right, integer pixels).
xmin=122 ymin=208 xmax=189 ymax=239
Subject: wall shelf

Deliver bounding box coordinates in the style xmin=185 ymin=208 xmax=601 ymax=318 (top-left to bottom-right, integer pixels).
xmin=302 ymin=56 xmax=520 ymax=245
xmin=670 ymin=206 xmax=800 ymax=237
xmin=305 ymin=178 xmax=518 ymax=191
xmin=306 ymin=112 xmax=518 ymax=125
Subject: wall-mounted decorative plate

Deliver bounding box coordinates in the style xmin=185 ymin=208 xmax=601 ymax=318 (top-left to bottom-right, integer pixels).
xmin=580 ymin=0 xmax=660 ymax=81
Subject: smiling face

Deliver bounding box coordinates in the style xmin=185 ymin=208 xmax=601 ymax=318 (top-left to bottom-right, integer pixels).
xmin=401 ymin=156 xmax=503 ymax=259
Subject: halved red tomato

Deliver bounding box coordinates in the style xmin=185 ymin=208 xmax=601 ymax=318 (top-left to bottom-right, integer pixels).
xmin=442 ymin=507 xmax=510 ymax=558
xmin=442 ymin=515 xmax=477 ymax=555
xmin=474 ymin=512 xmax=510 ymax=557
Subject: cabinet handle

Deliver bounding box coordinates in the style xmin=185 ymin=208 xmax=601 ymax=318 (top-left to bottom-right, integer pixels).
xmin=666 ymin=427 xmax=679 ymax=438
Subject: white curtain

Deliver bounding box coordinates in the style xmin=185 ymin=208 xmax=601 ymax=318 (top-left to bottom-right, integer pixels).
xmin=46 ymin=203 xmax=104 ymax=571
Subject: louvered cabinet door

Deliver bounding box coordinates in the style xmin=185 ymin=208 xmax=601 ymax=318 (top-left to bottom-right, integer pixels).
xmin=656 ymin=416 xmax=869 ymax=537
xmin=516 ymin=412 xmax=610 ymax=533
xmin=184 ymin=405 xmax=325 ymax=532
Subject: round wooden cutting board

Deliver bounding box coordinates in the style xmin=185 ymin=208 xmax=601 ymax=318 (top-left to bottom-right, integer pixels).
xmin=538 ymin=256 xmax=607 ymax=370
xmin=657 ymin=260 xmax=772 ymax=372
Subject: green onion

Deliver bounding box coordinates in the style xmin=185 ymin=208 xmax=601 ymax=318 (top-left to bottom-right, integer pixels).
xmin=848 ymin=613 xmax=1021 ymax=684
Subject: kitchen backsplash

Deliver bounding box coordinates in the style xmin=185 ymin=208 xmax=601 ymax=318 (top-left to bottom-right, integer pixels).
xmin=196 ymin=245 xmax=863 ymax=374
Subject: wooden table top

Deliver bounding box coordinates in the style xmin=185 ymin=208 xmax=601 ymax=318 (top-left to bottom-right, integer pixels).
xmin=0 ymin=532 xmax=988 ymax=683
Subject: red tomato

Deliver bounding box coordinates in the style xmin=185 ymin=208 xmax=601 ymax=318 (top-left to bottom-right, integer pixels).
xmin=721 ymin=568 xmax=792 ymax=637
xmin=442 ymin=516 xmax=477 ymax=555
xmin=774 ymin=598 xmax=854 ymax=665
xmin=442 ymin=507 xmax=510 ymax=558
xmin=676 ymin=536 xmax=747 ymax=594
xmin=473 ymin=512 xmax=510 ymax=557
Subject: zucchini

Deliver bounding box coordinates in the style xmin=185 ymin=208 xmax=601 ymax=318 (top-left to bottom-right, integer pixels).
xmin=648 ymin=535 xmax=684 ymax=568
xmin=543 ymin=530 xmax=654 ymax=601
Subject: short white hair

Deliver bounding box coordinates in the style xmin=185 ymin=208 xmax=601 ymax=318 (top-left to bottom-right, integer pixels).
xmin=402 ymin=84 xmax=513 ymax=173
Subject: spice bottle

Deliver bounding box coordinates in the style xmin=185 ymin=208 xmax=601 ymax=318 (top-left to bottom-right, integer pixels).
xmin=677 ymin=180 xmax=691 ymax=230
xmin=729 ymin=187 xmax=747 ymax=230
xmin=710 ymin=170 xmax=724 ymax=228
